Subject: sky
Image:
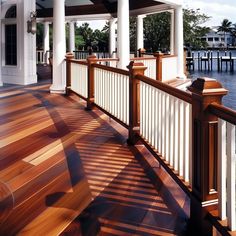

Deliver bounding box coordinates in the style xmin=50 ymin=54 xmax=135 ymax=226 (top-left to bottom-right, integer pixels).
xmin=183 ymin=0 xmax=236 ymax=26
xmin=79 ymin=0 xmax=236 ymax=30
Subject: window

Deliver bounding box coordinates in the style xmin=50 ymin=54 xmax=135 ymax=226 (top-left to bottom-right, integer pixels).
xmin=208 ymin=37 xmax=213 ymax=42
xmin=214 ymin=37 xmax=219 ymax=41
xmin=5 ymin=5 xmax=17 ymax=66
xmin=5 ymin=25 xmax=17 ymax=65
xmin=5 ymin=5 xmax=17 ymax=18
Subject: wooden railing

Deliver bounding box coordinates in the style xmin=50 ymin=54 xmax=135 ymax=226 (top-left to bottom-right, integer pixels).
xmin=70 ymin=60 xmax=88 ymax=99
xmin=65 ymin=54 xmax=235 ymax=234
xmin=130 ymin=57 xmax=157 ymax=80
xmin=161 ymin=55 xmax=178 ymax=82
xmin=36 ymin=50 xmax=52 ymax=64
xmin=36 ymin=50 xmax=44 ymax=64
xmin=94 ymin=64 xmax=129 ymax=126
xmin=209 ymin=103 xmax=236 ymax=232
xmin=73 ymin=50 xmax=110 ymax=60
xmin=137 ymin=75 xmax=192 ymax=184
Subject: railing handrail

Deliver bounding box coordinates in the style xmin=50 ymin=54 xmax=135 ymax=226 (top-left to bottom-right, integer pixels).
xmin=209 ymin=102 xmax=236 ymax=125
xmin=93 ymin=63 xmax=130 ymax=76
xmin=162 ymin=54 xmax=177 ymax=59
xmin=135 ymin=74 xmax=192 ymax=104
xmin=130 ymin=57 xmax=156 ymax=61
xmin=93 ymin=58 xmax=119 ymax=62
xmin=69 ymin=59 xmax=88 ymax=66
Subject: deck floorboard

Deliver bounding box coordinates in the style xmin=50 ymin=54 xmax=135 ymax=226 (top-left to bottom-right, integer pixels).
xmin=0 ymin=82 xmax=186 ymax=235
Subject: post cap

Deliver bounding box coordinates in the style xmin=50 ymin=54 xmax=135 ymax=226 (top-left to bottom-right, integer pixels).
xmin=127 ymin=61 xmax=147 ymax=75
xmin=188 ymin=77 xmax=228 ymax=96
xmin=65 ymin=52 xmax=74 ymax=59
xmin=87 ymin=54 xmax=97 ymax=63
xmin=154 ymin=51 xmax=164 ymax=57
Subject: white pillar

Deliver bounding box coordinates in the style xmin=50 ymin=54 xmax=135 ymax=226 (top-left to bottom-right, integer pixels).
xmin=117 ymin=0 xmax=130 ymax=69
xmin=174 ymin=6 xmax=185 ymax=79
xmin=69 ymin=21 xmax=75 ymax=52
xmin=109 ymin=18 xmax=116 ymax=57
xmin=136 ymin=15 xmax=145 ymax=51
xmin=170 ymin=10 xmax=174 ymax=55
xmin=43 ymin=22 xmax=50 ymax=64
xmin=51 ymin=0 xmax=66 ymax=93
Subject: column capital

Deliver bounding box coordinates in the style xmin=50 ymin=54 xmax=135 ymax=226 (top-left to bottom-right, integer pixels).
xmin=137 ymin=14 xmax=146 ymax=19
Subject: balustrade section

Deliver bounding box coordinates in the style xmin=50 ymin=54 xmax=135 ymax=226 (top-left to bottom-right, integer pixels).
xmin=210 ymin=103 xmax=236 ymax=231
xmin=94 ymin=65 xmax=129 ymax=126
xmin=162 ymin=56 xmax=178 ymax=82
xmin=131 ymin=58 xmax=157 ymax=80
xmin=36 ymin=50 xmax=44 ymax=64
xmin=71 ymin=61 xmax=88 ymax=98
xmin=139 ymin=79 xmax=192 ymax=184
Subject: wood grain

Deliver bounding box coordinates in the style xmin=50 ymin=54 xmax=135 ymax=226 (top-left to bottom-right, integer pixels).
xmin=0 ymin=81 xmax=187 ymax=235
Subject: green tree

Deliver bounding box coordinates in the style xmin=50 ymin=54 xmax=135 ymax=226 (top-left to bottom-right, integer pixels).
xmin=36 ymin=23 xmax=43 ymax=49
xmin=143 ymin=12 xmax=171 ymax=52
xmin=231 ymin=23 xmax=236 ymax=46
xmin=183 ymin=8 xmax=211 ymax=49
xmin=217 ymin=19 xmax=232 ymax=47
xmin=77 ymin=23 xmax=93 ymax=49
xmin=130 ymin=17 xmax=137 ymax=52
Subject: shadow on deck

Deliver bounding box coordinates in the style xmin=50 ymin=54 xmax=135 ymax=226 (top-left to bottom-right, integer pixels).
xmin=0 ymin=81 xmax=189 ymax=235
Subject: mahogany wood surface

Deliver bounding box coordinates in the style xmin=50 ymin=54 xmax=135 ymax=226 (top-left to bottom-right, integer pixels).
xmin=0 ymin=81 xmax=187 ymax=235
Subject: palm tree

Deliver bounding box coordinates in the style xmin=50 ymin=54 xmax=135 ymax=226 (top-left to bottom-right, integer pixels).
xmin=231 ymin=23 xmax=236 ymax=46
xmin=217 ymin=19 xmax=232 ymax=47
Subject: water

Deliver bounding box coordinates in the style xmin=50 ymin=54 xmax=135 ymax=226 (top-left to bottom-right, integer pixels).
xmin=188 ymin=50 xmax=236 ymax=110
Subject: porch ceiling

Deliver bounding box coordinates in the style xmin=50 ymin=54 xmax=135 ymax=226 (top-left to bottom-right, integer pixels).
xmin=36 ymin=0 xmax=163 ymax=18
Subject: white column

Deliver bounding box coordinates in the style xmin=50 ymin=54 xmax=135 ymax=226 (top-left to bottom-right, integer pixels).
xmin=50 ymin=0 xmax=66 ymax=93
xmin=117 ymin=0 xmax=130 ymax=69
xmin=43 ymin=22 xmax=50 ymax=64
xmin=136 ymin=15 xmax=145 ymax=51
xmin=174 ymin=6 xmax=185 ymax=79
xmin=170 ymin=10 xmax=174 ymax=55
xmin=69 ymin=21 xmax=75 ymax=52
xmin=109 ymin=18 xmax=116 ymax=57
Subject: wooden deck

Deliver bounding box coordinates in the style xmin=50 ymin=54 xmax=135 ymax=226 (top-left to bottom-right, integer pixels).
xmin=0 ymin=81 xmax=188 ymax=235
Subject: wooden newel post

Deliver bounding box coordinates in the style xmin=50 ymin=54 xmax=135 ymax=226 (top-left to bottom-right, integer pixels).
xmin=187 ymin=78 xmax=228 ymax=235
xmin=86 ymin=54 xmax=97 ymax=110
xmin=65 ymin=52 xmax=74 ymax=95
xmin=154 ymin=52 xmax=163 ymax=81
xmin=127 ymin=61 xmax=147 ymax=145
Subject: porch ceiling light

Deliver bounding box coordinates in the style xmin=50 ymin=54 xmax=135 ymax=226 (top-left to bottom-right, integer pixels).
xmin=27 ymin=11 xmax=37 ymax=34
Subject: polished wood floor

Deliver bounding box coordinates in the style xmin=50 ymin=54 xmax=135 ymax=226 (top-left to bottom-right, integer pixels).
xmin=0 ymin=81 xmax=188 ymax=235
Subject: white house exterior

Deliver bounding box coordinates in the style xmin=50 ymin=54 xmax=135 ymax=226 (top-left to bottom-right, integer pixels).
xmin=201 ymin=27 xmax=233 ymax=48
xmin=0 ymin=0 xmax=185 ymax=90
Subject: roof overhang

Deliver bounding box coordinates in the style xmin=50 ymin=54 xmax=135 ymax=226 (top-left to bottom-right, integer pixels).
xmin=36 ymin=0 xmax=182 ymax=20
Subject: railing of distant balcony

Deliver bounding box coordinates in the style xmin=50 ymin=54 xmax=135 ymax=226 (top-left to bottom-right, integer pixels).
xmin=36 ymin=50 xmax=52 ymax=64
xmin=65 ymin=53 xmax=235 ymax=234
xmin=73 ymin=50 xmax=110 ymax=60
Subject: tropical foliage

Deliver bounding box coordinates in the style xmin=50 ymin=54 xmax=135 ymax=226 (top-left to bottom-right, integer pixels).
xmin=38 ymin=8 xmax=236 ymax=52
xmin=183 ymin=8 xmax=211 ymax=49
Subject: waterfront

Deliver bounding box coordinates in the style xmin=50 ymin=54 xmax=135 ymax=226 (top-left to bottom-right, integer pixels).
xmin=189 ymin=70 xmax=236 ymax=110
xmin=188 ymin=50 xmax=236 ymax=110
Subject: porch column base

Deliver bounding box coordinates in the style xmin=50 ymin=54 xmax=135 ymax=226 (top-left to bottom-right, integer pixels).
xmin=50 ymin=85 xmax=66 ymax=94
